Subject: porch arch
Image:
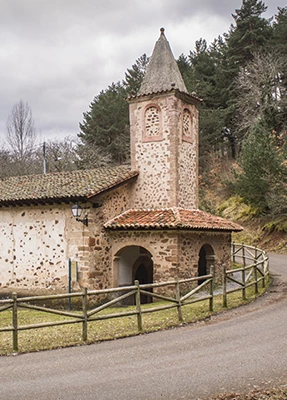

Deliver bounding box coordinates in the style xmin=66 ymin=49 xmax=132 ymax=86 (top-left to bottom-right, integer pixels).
xmin=113 ymin=245 xmax=153 ymax=304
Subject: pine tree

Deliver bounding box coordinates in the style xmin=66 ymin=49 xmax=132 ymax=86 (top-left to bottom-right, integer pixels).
xmin=224 ymin=0 xmax=271 ymax=107
xmin=272 ymin=7 xmax=287 ymax=56
xmin=227 ymin=0 xmax=271 ymax=68
xmin=78 ymin=55 xmax=151 ymax=167
xmin=185 ymin=38 xmax=236 ymax=160
xmin=177 ymin=54 xmax=193 ymax=93
xmin=236 ymin=123 xmax=287 ymax=214
xmin=78 ymin=82 xmax=129 ymax=166
xmin=123 ymin=54 xmax=149 ymax=96
xmin=272 ymin=7 xmax=287 ymax=91
xmin=218 ymin=0 xmax=272 ymax=150
xmin=188 ymin=38 xmax=217 ymax=106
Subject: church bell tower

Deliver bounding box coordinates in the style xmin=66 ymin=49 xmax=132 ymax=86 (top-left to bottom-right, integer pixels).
xmin=128 ymin=28 xmax=201 ymax=210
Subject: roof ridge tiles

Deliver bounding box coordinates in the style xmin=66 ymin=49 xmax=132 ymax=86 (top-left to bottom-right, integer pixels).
xmin=171 ymin=207 xmax=181 ymax=226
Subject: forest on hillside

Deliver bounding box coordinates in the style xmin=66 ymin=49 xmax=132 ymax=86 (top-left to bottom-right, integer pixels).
xmin=1 ymin=1 xmax=287 ymax=229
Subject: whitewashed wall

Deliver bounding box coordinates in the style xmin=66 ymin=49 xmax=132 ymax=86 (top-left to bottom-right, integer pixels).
xmin=0 ymin=204 xmax=78 ymax=293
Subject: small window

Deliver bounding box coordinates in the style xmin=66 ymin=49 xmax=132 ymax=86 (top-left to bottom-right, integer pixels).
xmin=143 ymin=105 xmax=162 ymax=142
xmin=182 ymin=108 xmax=193 ymax=142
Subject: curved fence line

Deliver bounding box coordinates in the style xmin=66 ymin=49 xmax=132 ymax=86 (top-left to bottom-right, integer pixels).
xmin=0 ymin=244 xmax=269 ymax=354
xmin=223 ymin=243 xmax=269 ymax=307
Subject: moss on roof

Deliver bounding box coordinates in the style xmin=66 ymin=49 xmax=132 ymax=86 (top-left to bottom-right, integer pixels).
xmin=0 ymin=166 xmax=138 ymax=205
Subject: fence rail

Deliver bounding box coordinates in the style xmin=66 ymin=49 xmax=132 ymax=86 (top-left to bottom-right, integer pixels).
xmin=223 ymin=243 xmax=269 ymax=307
xmin=0 ymin=243 xmax=269 ymax=354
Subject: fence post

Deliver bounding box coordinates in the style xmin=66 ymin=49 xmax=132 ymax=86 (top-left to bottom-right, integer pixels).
xmin=82 ymin=287 xmax=88 ymax=342
xmin=262 ymin=253 xmax=266 ymax=288
xmin=242 ymin=262 xmax=246 ymax=301
xmin=242 ymin=243 xmax=246 ymax=267
xmin=254 ymin=246 xmax=258 ymax=295
xmin=68 ymin=258 xmax=72 ymax=310
xmin=262 ymin=254 xmax=266 ymax=288
xmin=12 ymin=292 xmax=18 ymax=354
xmin=223 ymin=264 xmax=227 ymax=308
xmin=232 ymin=242 xmax=236 ymax=264
xmin=135 ymin=280 xmax=143 ymax=332
xmin=176 ymin=280 xmax=183 ymax=322
xmin=209 ymin=266 xmax=214 ymax=312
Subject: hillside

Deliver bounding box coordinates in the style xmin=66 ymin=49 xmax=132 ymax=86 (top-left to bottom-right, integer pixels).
xmin=199 ymin=155 xmax=287 ymax=254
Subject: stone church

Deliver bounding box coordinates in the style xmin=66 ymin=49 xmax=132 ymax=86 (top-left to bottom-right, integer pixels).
xmin=0 ymin=29 xmax=242 ymax=295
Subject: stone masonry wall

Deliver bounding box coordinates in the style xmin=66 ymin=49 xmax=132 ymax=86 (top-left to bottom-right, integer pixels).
xmin=0 ymin=182 xmax=133 ymax=294
xmin=178 ymin=103 xmax=199 ymax=209
xmin=76 ymin=182 xmax=134 ymax=290
xmin=177 ymin=231 xmax=232 ymax=281
xmin=108 ymin=230 xmax=180 ymax=286
xmin=129 ymin=92 xmax=198 ymax=209
xmin=108 ymin=229 xmax=232 ymax=287
xmin=130 ymin=96 xmax=172 ymax=209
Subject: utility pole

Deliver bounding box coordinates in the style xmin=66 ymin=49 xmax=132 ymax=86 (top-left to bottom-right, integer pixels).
xmin=43 ymin=142 xmax=47 ymax=174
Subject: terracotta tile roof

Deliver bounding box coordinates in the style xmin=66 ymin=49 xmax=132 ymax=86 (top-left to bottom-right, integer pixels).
xmin=0 ymin=166 xmax=138 ymax=205
xmin=104 ymin=208 xmax=243 ymax=232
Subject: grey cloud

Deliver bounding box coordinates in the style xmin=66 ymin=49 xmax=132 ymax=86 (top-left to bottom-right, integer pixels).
xmin=0 ymin=0 xmax=285 ymax=144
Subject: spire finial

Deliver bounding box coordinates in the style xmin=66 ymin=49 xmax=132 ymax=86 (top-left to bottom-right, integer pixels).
xmin=138 ymin=27 xmax=188 ymax=96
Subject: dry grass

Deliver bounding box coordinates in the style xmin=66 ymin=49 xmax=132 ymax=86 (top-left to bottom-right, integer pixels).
xmin=2 ymin=282 xmax=286 ymax=399
xmin=0 ymin=284 xmax=266 ymax=356
xmin=207 ymin=385 xmax=287 ymax=399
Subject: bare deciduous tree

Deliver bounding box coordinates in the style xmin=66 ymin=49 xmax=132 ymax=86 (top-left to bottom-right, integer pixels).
xmin=6 ymin=100 xmax=37 ymax=159
xmin=40 ymin=137 xmax=79 ymax=173
xmin=235 ymin=52 xmax=287 ymax=138
xmin=0 ymin=147 xmax=12 ymax=178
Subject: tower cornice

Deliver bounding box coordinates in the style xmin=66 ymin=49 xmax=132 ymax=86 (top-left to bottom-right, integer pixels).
xmin=127 ymin=89 xmax=202 ymax=106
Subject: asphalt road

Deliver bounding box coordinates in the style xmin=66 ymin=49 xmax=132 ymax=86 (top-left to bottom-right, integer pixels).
xmin=0 ymin=254 xmax=286 ymax=400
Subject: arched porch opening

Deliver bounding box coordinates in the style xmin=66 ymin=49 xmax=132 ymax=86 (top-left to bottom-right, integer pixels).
xmin=113 ymin=245 xmax=153 ymax=305
xmin=198 ymin=244 xmax=215 ymax=285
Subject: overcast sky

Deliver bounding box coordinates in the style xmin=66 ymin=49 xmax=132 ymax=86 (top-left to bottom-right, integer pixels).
xmin=0 ymin=0 xmax=285 ymax=147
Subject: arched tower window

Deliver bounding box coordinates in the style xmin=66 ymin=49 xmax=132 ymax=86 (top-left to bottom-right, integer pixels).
xmin=182 ymin=108 xmax=193 ymax=143
xmin=143 ymin=105 xmax=162 ymax=142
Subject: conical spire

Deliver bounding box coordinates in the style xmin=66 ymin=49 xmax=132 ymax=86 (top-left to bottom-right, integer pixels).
xmin=138 ymin=28 xmax=188 ymax=96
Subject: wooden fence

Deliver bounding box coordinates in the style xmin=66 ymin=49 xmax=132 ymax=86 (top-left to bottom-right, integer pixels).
xmin=223 ymin=243 xmax=269 ymax=307
xmin=0 ymin=243 xmax=269 ymax=354
xmin=0 ymin=271 xmax=214 ymax=354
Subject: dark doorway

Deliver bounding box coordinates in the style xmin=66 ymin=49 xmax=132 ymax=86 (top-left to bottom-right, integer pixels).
xmin=198 ymin=244 xmax=215 ymax=285
xmin=135 ymin=263 xmax=149 ymax=284
xmin=198 ymin=247 xmax=207 ymax=284
xmin=133 ymin=256 xmax=153 ymax=304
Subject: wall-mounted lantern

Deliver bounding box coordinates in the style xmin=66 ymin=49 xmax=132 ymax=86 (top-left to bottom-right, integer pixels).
xmin=71 ymin=203 xmax=88 ymax=227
